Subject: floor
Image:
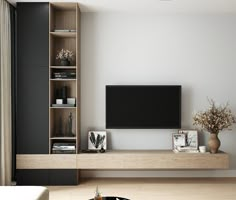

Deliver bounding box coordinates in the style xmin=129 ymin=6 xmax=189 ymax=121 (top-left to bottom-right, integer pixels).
xmin=47 ymin=178 xmax=236 ymax=200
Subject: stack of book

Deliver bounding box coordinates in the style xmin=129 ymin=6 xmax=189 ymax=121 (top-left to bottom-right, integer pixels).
xmin=54 ymin=29 xmax=76 ymax=32
xmin=53 ymin=71 xmax=76 ymax=79
xmin=52 ymin=143 xmax=76 ymax=154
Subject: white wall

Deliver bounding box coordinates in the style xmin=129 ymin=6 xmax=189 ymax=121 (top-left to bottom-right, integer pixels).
xmin=80 ymin=13 xmax=236 ymax=177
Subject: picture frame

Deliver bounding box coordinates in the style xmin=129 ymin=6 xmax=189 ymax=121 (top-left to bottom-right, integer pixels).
xmin=178 ymin=129 xmax=198 ymax=149
xmin=172 ymin=133 xmax=186 ymax=149
xmin=88 ymin=131 xmax=107 ymax=150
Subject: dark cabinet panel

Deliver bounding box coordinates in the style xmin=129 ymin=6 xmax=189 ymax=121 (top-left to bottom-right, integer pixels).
xmin=17 ymin=67 xmax=49 ymax=153
xmin=16 ymin=170 xmax=49 ymax=185
xmin=48 ymin=170 xmax=78 ymax=185
xmin=16 ymin=170 xmax=78 ymax=185
xmin=17 ymin=3 xmax=49 ymax=67
xmin=16 ymin=3 xmax=49 ymax=154
xmin=16 ymin=3 xmax=78 ymax=186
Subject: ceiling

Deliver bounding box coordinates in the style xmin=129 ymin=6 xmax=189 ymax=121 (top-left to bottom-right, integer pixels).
xmin=7 ymin=0 xmax=236 ymax=13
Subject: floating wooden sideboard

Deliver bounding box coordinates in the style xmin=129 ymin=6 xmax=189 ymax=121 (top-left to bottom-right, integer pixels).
xmin=16 ymin=154 xmax=76 ymax=169
xmin=16 ymin=150 xmax=229 ymax=170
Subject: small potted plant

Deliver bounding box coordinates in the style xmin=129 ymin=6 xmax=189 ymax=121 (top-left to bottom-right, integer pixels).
xmin=56 ymin=48 xmax=73 ymax=66
xmin=193 ymin=99 xmax=236 ymax=153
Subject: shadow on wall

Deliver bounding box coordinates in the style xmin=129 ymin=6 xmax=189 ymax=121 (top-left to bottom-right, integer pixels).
xmin=81 ymin=13 xmax=97 ymax=149
xmin=181 ymin=86 xmax=193 ymax=128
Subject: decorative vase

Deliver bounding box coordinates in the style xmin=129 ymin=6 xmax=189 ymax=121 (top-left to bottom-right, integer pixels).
xmin=94 ymin=186 xmax=102 ymax=200
xmin=60 ymin=59 xmax=70 ymax=66
xmin=208 ymin=133 xmax=221 ymax=153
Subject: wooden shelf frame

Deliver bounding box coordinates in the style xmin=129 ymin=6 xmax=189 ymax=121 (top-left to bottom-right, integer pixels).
xmin=50 ymin=137 xmax=77 ymax=140
xmin=50 ymin=107 xmax=77 ymax=109
xmin=50 ymin=79 xmax=77 ymax=81
xmin=49 ymin=2 xmax=80 ymax=154
xmin=50 ymin=32 xmax=76 ymax=38
xmin=50 ymin=66 xmax=77 ymax=69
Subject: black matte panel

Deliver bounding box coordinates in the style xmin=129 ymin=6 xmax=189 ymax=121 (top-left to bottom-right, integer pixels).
xmin=16 ymin=170 xmax=49 ymax=185
xmin=16 ymin=170 xmax=78 ymax=185
xmin=16 ymin=3 xmax=49 ymax=154
xmin=48 ymin=170 xmax=78 ymax=185
xmin=17 ymin=67 xmax=49 ymax=153
xmin=17 ymin=3 xmax=49 ymax=67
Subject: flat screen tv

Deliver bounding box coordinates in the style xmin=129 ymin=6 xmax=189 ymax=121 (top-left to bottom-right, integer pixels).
xmin=106 ymin=85 xmax=181 ymax=129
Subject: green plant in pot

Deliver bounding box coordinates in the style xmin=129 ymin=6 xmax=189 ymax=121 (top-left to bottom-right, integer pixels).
xmin=193 ymin=99 xmax=236 ymax=153
xmin=56 ymin=48 xmax=73 ymax=66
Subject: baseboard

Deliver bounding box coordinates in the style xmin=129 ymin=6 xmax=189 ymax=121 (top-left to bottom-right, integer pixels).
xmin=81 ymin=170 xmax=236 ymax=178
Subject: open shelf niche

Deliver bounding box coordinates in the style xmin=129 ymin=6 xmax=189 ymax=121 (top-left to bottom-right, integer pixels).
xmin=49 ymin=2 xmax=80 ymax=154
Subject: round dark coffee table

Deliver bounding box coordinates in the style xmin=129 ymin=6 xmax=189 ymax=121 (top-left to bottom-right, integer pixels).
xmin=89 ymin=197 xmax=129 ymax=200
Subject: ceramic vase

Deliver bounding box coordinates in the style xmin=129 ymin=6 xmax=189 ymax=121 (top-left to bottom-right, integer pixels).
xmin=208 ymin=133 xmax=221 ymax=153
xmin=60 ymin=59 xmax=70 ymax=66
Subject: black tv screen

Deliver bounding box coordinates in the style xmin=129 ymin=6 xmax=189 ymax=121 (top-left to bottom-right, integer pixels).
xmin=106 ymin=85 xmax=181 ymax=129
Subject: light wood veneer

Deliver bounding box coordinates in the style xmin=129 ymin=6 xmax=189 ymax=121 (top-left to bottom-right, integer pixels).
xmin=16 ymin=154 xmax=76 ymax=169
xmin=76 ymin=150 xmax=229 ymax=169
xmin=16 ymin=150 xmax=229 ymax=169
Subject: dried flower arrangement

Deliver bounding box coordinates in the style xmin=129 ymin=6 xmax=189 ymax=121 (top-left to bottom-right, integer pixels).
xmin=56 ymin=49 xmax=73 ymax=61
xmin=193 ymin=99 xmax=236 ymax=134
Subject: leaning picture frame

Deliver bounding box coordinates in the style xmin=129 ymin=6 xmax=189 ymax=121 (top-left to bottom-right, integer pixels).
xmin=178 ymin=129 xmax=198 ymax=149
xmin=172 ymin=133 xmax=186 ymax=149
xmin=88 ymin=131 xmax=107 ymax=150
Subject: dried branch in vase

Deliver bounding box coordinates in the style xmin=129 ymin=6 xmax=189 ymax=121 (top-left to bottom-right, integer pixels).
xmin=56 ymin=48 xmax=73 ymax=61
xmin=193 ymin=99 xmax=236 ymax=134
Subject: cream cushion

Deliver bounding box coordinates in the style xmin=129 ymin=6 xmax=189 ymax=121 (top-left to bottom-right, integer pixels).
xmin=0 ymin=186 xmax=49 ymax=200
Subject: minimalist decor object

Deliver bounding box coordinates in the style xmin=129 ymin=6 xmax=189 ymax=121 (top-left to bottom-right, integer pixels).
xmin=193 ymin=99 xmax=236 ymax=153
xmin=67 ymin=98 xmax=76 ymax=105
xmin=57 ymin=116 xmax=63 ymax=137
xmin=88 ymin=131 xmax=107 ymax=150
xmin=67 ymin=112 xmax=74 ymax=137
xmin=56 ymin=99 xmax=63 ymax=104
xmin=61 ymin=85 xmax=68 ymax=104
xmin=54 ymin=86 xmax=68 ymax=105
xmin=173 ymin=130 xmax=199 ymax=153
xmin=56 ymin=48 xmax=73 ymax=66
xmin=94 ymin=186 xmax=102 ymax=200
xmin=172 ymin=133 xmax=186 ymax=149
xmin=183 ymin=129 xmax=198 ymax=149
xmin=199 ymin=146 xmax=207 ymax=153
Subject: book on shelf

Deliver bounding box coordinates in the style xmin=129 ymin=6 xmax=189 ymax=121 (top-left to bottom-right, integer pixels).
xmin=52 ymin=143 xmax=75 ymax=148
xmin=52 ymin=150 xmax=76 ymax=154
xmin=53 ymin=142 xmax=75 ymax=146
xmin=52 ymin=71 xmax=76 ymax=79
xmin=51 ymin=104 xmax=75 ymax=107
xmin=54 ymin=29 xmax=76 ymax=32
xmin=52 ymin=146 xmax=75 ymax=150
xmin=52 ymin=142 xmax=76 ymax=154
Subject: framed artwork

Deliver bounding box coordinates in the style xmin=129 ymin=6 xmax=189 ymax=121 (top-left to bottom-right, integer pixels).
xmin=172 ymin=133 xmax=186 ymax=149
xmin=88 ymin=131 xmax=107 ymax=150
xmin=178 ymin=129 xmax=198 ymax=149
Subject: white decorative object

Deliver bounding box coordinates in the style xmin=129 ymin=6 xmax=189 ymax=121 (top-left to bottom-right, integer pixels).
xmin=56 ymin=99 xmax=63 ymax=104
xmin=67 ymin=98 xmax=76 ymax=105
xmin=199 ymin=146 xmax=207 ymax=153
xmin=178 ymin=129 xmax=198 ymax=150
xmin=88 ymin=131 xmax=107 ymax=150
xmin=172 ymin=133 xmax=186 ymax=149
